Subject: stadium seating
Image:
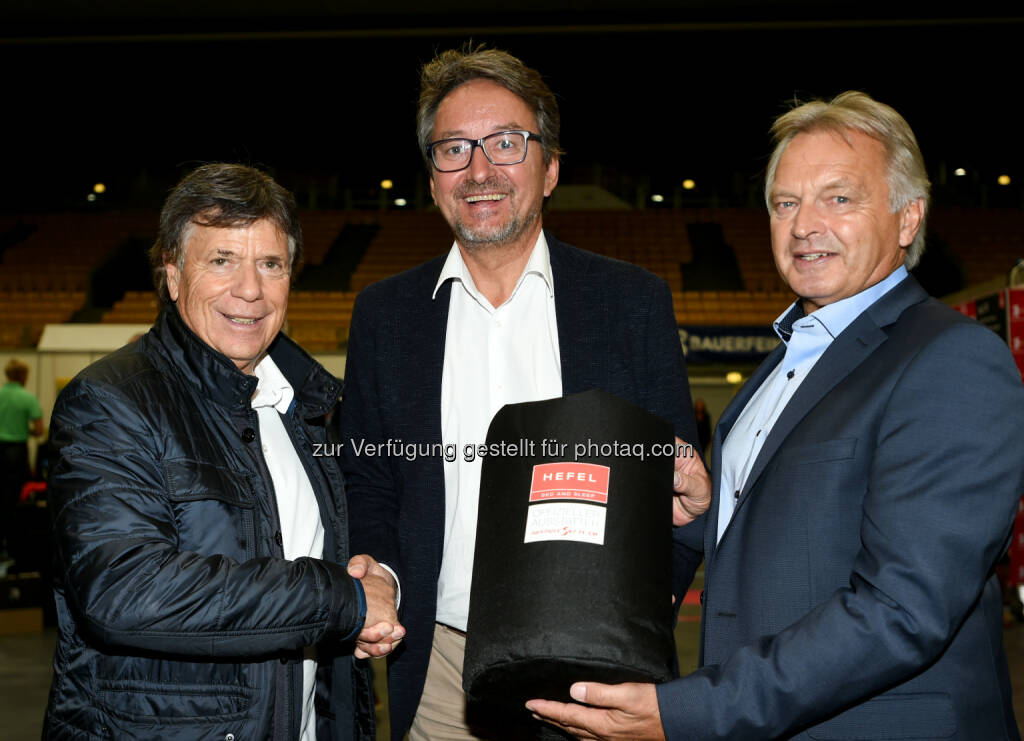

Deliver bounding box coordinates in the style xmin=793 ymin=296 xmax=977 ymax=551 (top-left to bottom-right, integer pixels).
xmin=1 ymin=207 xmax=1020 ymax=351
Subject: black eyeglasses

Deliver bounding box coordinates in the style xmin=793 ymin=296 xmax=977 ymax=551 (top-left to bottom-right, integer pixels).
xmin=425 ymin=130 xmax=543 ymax=172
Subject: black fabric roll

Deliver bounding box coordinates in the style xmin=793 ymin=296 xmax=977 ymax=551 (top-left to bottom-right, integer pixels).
xmin=463 ymin=389 xmax=676 ymax=711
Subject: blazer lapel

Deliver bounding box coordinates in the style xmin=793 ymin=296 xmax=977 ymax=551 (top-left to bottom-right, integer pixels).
xmin=548 ymin=233 xmax=601 ymax=395
xmin=424 ymin=281 xmax=450 ymax=448
xmin=706 ymin=344 xmax=784 ymax=558
xmin=401 ymin=260 xmax=451 ymax=489
xmin=717 ymin=345 xmax=784 ymax=444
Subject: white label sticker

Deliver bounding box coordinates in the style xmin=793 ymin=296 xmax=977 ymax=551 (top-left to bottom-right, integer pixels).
xmin=524 ymin=501 xmax=606 ymax=545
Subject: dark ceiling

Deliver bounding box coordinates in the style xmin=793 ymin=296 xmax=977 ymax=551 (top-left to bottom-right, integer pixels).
xmin=2 ymin=2 xmax=1022 ymax=210
xmin=3 ymin=1 xmax=1022 ymax=34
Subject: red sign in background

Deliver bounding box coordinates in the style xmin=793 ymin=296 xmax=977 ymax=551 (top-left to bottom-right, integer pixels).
xmin=954 ymin=289 xmax=1024 ymax=593
xmin=1008 ymin=287 xmax=1024 ymax=381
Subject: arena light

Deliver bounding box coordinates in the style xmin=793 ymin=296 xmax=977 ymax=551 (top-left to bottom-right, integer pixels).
xmin=953 ymin=168 xmax=966 ymax=177
xmin=380 ymin=179 xmax=394 ymax=190
xmin=651 ymin=194 xmax=664 ymax=203
xmin=86 ymin=194 xmax=96 ymax=202
xmin=394 ymin=198 xmax=408 ymax=207
xmin=93 ymin=183 xmax=106 ymax=194
xmin=726 ymin=371 xmax=743 ymax=384
xmin=682 ymin=179 xmax=696 ymax=190
xmin=998 ymin=174 xmax=1011 ymax=186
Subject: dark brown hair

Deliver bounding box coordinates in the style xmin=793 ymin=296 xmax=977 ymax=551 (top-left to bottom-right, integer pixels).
xmin=150 ymin=163 xmax=302 ymax=303
xmin=417 ymin=43 xmax=564 ymax=168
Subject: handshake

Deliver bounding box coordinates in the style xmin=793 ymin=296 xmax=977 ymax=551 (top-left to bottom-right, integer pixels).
xmin=346 ymin=554 xmax=405 ymax=660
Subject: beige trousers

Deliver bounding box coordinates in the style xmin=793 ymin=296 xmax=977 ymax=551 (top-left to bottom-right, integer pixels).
xmin=408 ymin=623 xmax=481 ymax=741
xmin=408 ymin=623 xmax=570 ymax=741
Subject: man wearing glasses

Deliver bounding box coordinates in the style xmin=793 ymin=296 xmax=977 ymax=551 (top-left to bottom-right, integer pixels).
xmin=341 ymin=45 xmax=705 ymax=740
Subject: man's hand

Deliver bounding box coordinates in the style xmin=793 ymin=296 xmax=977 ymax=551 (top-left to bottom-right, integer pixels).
xmin=347 ymin=554 xmax=404 ymax=659
xmin=526 ymin=682 xmax=665 ymax=740
xmin=672 ymin=436 xmax=710 ymax=525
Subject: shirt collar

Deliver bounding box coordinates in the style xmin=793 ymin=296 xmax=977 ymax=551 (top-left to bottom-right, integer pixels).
xmin=251 ymin=354 xmax=295 ymax=413
xmin=432 ymin=231 xmax=555 ymax=303
xmin=773 ymin=265 xmax=908 ymax=344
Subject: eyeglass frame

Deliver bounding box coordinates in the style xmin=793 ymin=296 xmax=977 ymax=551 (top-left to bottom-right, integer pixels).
xmin=425 ymin=130 xmax=544 ymax=172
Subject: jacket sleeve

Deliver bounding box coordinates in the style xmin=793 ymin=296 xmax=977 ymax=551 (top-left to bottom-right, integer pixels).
xmin=49 ymin=377 xmax=366 ymax=658
xmin=656 ymin=321 xmax=1024 ymax=738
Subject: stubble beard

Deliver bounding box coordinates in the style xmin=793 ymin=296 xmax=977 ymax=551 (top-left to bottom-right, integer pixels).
xmin=450 ymin=177 xmax=541 ymax=253
xmin=454 ymin=210 xmax=539 ymax=252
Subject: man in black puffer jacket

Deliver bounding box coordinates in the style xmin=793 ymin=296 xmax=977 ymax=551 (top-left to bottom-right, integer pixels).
xmin=43 ymin=164 xmax=402 ymax=740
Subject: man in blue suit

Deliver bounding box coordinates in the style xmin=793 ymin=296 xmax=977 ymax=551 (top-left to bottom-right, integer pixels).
xmin=529 ymin=92 xmax=1024 ymax=739
xmin=341 ymin=45 xmax=706 ymax=740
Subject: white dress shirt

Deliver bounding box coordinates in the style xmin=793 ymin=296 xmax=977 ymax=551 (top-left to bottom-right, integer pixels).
xmin=717 ymin=266 xmax=909 ymax=543
xmin=433 ymin=233 xmax=563 ymax=631
xmin=252 ymin=355 xmax=324 ymax=741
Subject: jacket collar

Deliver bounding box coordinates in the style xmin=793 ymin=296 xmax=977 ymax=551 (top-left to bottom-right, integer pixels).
xmin=148 ymin=305 xmax=341 ymax=417
xmin=433 ymin=231 xmax=555 ymax=302
xmin=426 ymin=231 xmax=589 ymax=396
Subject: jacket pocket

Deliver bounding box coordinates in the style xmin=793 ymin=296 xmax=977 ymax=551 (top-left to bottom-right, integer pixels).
xmin=164 ymin=459 xmax=255 ymax=508
xmin=95 ymin=679 xmax=254 ymax=723
xmin=164 ymin=460 xmax=256 ymax=559
xmin=777 ymin=437 xmax=858 ymax=466
xmin=806 ymin=692 xmax=955 ymax=739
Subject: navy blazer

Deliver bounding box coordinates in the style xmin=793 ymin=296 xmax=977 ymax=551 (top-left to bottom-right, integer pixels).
xmin=660 ymin=275 xmax=1024 ymax=739
xmin=341 ymin=233 xmax=701 ymax=739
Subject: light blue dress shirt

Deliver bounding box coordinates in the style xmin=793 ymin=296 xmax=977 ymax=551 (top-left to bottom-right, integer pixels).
xmin=717 ymin=266 xmax=909 ymax=543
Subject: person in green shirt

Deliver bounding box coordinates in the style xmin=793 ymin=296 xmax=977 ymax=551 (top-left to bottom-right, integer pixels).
xmin=0 ymin=358 xmax=43 ymax=558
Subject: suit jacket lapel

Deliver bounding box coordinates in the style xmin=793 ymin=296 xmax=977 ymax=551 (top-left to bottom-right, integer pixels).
xmin=404 ymin=260 xmax=450 ymax=509
xmin=717 ymin=345 xmax=784 ymax=444
xmin=423 ymin=280 xmax=450 ymax=448
xmin=706 ymin=344 xmax=784 ymax=558
xmin=548 ymin=233 xmax=601 ymax=395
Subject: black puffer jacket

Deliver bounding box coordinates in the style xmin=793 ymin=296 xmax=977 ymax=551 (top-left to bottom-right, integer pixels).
xmin=43 ymin=307 xmax=374 ymax=740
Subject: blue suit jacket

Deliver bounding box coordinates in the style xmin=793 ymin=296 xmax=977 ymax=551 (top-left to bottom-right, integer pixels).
xmin=659 ymin=275 xmax=1024 ymax=739
xmin=341 ymin=233 xmax=701 ymax=739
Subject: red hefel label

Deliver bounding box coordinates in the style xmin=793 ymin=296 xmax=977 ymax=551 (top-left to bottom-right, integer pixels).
xmin=529 ymin=462 xmax=610 ymax=504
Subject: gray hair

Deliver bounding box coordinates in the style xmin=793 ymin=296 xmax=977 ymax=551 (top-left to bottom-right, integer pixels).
xmin=764 ymin=91 xmax=930 ymax=268
xmin=416 ymin=43 xmax=564 ymax=168
xmin=150 ymin=163 xmax=302 ymax=303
